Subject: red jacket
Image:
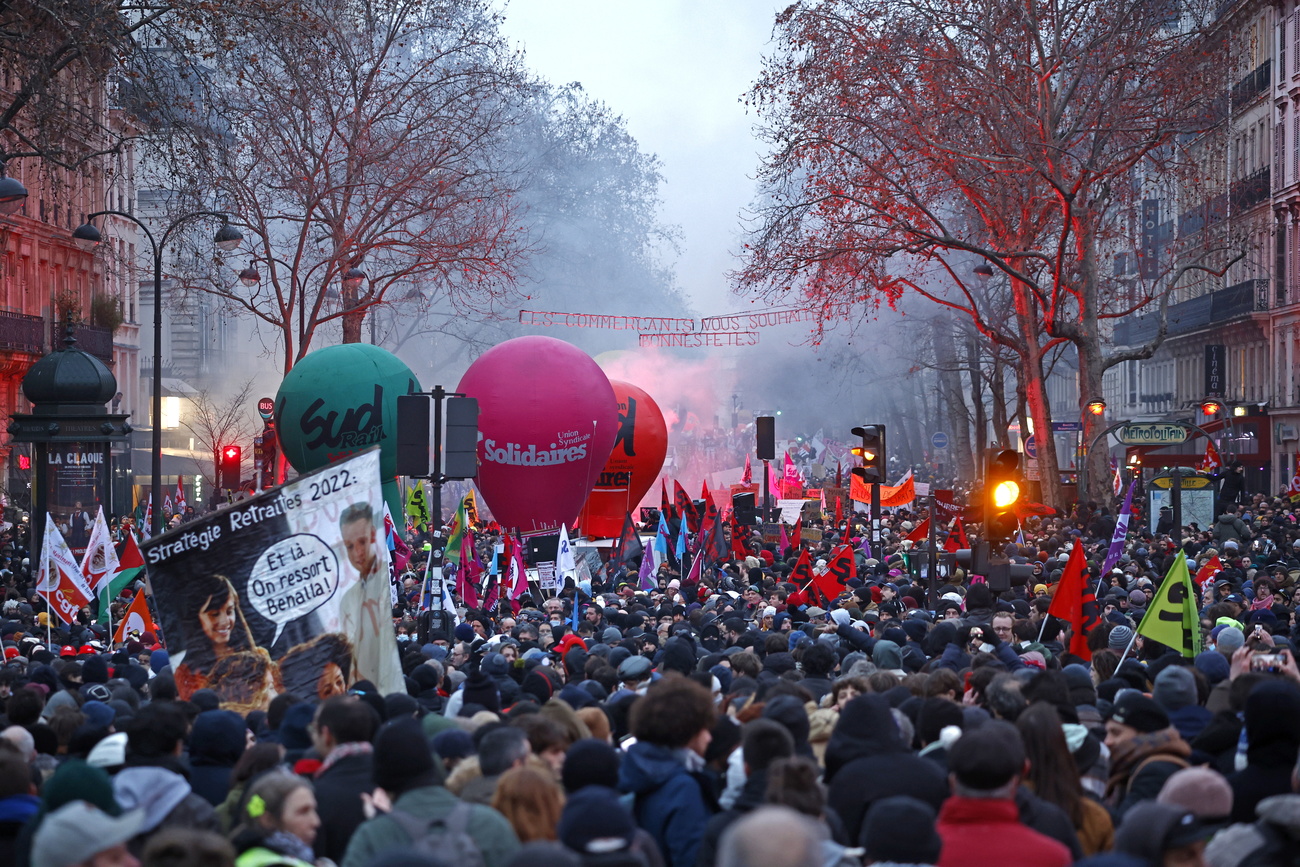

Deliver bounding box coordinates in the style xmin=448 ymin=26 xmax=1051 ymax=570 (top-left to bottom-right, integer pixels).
xmin=937 ymin=796 xmax=1071 ymax=867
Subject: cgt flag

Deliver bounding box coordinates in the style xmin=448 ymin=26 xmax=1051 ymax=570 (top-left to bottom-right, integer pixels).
xmin=38 ymin=517 xmax=94 ymax=626
xmin=1136 ymin=553 xmax=1202 ymax=659
xmin=113 ymin=588 xmax=157 ymax=644
xmin=1047 ymin=542 xmax=1099 ymax=661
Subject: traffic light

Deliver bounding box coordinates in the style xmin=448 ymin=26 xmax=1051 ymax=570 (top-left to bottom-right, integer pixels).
xmin=850 ymin=424 xmax=886 ymax=484
xmin=984 ymin=448 xmax=1022 ymax=543
xmin=219 ymin=445 xmax=242 ymax=490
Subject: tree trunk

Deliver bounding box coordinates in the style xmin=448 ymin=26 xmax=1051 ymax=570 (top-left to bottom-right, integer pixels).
xmin=933 ymin=316 xmax=975 ymax=480
xmin=1078 ymin=341 xmax=1111 ymax=504
xmin=1012 ymin=278 xmax=1063 ymax=507
xmin=966 ymin=333 xmax=987 ymax=467
xmin=341 ymin=309 xmax=364 ymax=344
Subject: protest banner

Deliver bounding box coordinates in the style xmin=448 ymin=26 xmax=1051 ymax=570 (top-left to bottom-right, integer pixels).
xmin=142 ymin=448 xmax=403 ymax=711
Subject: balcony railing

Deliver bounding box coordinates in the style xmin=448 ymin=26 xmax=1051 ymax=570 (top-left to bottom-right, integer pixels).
xmin=52 ymin=322 xmax=114 ymax=363
xmin=1232 ymin=167 xmax=1271 ymax=212
xmin=1232 ymin=60 xmax=1272 ymax=107
xmin=0 ymin=312 xmax=46 ymax=355
xmin=1113 ymin=279 xmax=1263 ymax=345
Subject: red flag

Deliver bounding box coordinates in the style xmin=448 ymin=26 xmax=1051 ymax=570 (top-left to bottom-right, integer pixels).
xmin=905 ymin=518 xmax=930 ymax=544
xmin=731 ymin=513 xmax=749 ymax=560
xmin=834 ymin=493 xmax=843 ymax=528
xmin=790 ymin=548 xmax=815 ymax=588
xmin=944 ymin=518 xmax=970 ymax=553
xmin=1200 ymin=442 xmax=1222 ymax=474
xmin=675 ymin=481 xmax=699 ymax=534
xmin=835 ymin=462 xmax=843 ymax=487
xmin=661 ymin=479 xmax=671 ymax=519
xmin=1047 ymin=542 xmax=1098 ymax=660
xmin=812 ymin=544 xmax=855 ymax=604
xmin=742 ymin=455 xmax=752 ymax=485
xmin=113 ymin=590 xmax=157 ymax=644
xmin=1194 ymin=555 xmax=1223 ymax=588
xmin=701 ymin=479 xmax=712 ymax=509
xmin=791 ymin=517 xmax=802 ymax=548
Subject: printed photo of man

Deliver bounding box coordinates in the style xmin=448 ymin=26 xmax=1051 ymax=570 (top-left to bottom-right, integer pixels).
xmin=336 ymin=502 xmax=402 ymax=693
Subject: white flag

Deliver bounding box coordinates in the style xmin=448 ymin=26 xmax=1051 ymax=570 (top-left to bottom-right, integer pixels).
xmin=80 ymin=506 xmax=119 ymax=593
xmin=557 ymin=524 xmax=577 ymax=578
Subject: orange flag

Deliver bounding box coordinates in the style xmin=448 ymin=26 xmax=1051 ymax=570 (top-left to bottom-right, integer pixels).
xmin=114 ymin=590 xmax=157 ymax=644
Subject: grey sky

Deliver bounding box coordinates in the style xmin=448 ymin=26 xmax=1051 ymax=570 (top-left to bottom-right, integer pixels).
xmin=497 ymin=0 xmax=785 ymax=315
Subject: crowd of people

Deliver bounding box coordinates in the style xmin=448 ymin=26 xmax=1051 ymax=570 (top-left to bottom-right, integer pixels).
xmin=3 ymin=472 xmax=1300 ymax=867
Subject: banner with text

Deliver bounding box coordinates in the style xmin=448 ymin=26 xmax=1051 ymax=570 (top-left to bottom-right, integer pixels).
xmin=142 ymin=449 xmax=403 ymax=711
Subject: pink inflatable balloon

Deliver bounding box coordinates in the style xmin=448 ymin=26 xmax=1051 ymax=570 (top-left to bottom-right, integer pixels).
xmin=457 ymin=336 xmax=618 ymax=535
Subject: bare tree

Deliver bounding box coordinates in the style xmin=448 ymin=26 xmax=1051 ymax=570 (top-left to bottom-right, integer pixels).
xmin=167 ymin=0 xmax=533 ymax=372
xmin=177 ymin=377 xmax=259 ymax=490
xmin=738 ymin=0 xmax=1236 ymax=506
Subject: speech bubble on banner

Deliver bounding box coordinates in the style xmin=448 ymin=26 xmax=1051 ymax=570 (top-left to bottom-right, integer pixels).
xmin=246 ymin=534 xmax=340 ymax=644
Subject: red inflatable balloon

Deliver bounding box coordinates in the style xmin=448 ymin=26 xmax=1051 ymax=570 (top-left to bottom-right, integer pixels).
xmin=457 ymin=336 xmax=618 ymax=535
xmin=581 ymin=381 xmax=669 ymax=538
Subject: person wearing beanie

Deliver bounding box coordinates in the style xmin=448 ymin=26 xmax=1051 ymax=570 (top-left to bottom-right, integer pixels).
xmin=860 ymin=795 xmax=943 ymax=866
xmin=1152 ymin=665 xmax=1212 ymax=741
xmin=558 ymin=786 xmax=659 ymax=866
xmin=460 ymin=669 xmax=502 ymax=716
xmin=1113 ymin=802 xmax=1209 ymax=865
xmin=1157 ymin=767 xmax=1234 ymax=829
xmin=1107 ymin=625 xmax=1135 ymax=654
xmin=1105 ymin=692 xmax=1192 ymax=817
xmin=341 ymin=717 xmax=520 ymax=867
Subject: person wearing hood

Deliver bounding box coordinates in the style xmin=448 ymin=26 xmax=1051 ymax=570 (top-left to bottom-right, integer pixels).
xmin=697 ymin=719 xmax=794 ymax=867
xmin=617 ymin=677 xmax=717 ymax=867
xmin=1152 ymin=665 xmax=1212 ymax=742
xmin=824 ymin=694 xmax=948 ymax=844
xmin=112 ymin=702 xmax=221 ymax=853
xmin=1228 ymin=679 xmax=1300 ymax=823
xmin=188 ymin=709 xmax=247 ymax=806
xmin=1104 ymin=693 xmax=1192 ymax=817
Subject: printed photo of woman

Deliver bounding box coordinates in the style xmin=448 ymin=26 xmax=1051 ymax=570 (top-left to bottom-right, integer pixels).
xmin=174 ymin=572 xmax=275 ymax=701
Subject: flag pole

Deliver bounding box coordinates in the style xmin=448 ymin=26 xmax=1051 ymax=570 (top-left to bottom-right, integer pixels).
xmin=1036 ymin=613 xmax=1049 ymax=644
xmin=1117 ymin=629 xmax=1139 ymax=663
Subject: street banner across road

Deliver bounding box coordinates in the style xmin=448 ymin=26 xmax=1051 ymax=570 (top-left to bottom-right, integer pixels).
xmin=142 ymin=448 xmax=403 ymax=711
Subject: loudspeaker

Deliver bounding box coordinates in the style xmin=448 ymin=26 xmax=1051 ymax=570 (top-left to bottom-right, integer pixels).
xmin=733 ymin=492 xmax=757 ymax=526
xmin=756 ymin=416 xmax=775 ymax=461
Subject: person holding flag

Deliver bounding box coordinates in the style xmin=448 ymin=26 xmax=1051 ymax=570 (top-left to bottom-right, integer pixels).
xmin=1135 ymin=553 xmax=1202 ymax=660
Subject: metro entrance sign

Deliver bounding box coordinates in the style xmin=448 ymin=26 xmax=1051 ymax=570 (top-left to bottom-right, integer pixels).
xmin=1118 ymin=423 xmax=1190 ymax=445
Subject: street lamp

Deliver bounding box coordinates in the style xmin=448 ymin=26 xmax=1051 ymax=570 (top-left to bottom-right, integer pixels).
xmin=238 ymin=263 xmax=260 ymax=287
xmin=1085 ymin=398 xmax=1106 ymax=416
xmin=0 ymin=162 xmax=28 ymax=216
xmin=74 ymin=210 xmax=242 ymax=536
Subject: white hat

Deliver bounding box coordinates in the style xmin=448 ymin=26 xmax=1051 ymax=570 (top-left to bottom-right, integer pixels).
xmin=86 ymin=732 xmax=128 ymax=769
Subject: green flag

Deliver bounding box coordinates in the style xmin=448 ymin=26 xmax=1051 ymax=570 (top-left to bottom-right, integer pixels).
xmin=97 ymin=534 xmax=146 ymax=624
xmin=444 ymin=494 xmax=471 ymax=565
xmin=1136 ymin=552 xmax=1202 ymax=658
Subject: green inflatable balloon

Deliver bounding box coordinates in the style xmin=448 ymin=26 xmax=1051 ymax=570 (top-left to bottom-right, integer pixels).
xmin=274 ymin=344 xmax=421 ymax=517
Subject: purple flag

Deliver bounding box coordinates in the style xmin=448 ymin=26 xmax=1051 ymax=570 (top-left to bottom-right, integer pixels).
xmin=638 ymin=543 xmax=656 ymax=590
xmin=1099 ymin=480 xmax=1136 ymax=582
xmin=859 ymin=534 xmax=872 ymax=560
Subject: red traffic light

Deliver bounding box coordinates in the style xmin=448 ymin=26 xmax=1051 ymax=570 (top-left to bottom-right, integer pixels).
xmin=224 ymin=446 xmax=240 ymax=459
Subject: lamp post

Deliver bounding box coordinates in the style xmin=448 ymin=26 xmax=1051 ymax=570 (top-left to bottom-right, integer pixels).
xmin=74 ymin=210 xmax=242 ymax=536
xmin=0 ymin=161 xmax=29 ymax=216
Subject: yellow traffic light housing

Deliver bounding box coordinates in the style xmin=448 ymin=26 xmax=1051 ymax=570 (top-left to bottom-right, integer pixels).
xmin=984 ymin=448 xmax=1022 ymax=543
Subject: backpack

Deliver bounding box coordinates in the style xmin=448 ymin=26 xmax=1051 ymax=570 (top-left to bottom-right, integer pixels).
xmin=386 ymin=802 xmax=485 ymax=867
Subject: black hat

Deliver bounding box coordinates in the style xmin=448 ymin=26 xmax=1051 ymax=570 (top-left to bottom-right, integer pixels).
xmin=558 ymin=786 xmax=636 ymax=854
xmin=561 ymin=739 xmax=620 ymax=793
xmin=374 ymin=716 xmax=439 ymax=793
xmin=948 ymin=720 xmax=1024 ymax=791
xmin=860 ymin=796 xmax=942 ymax=864
xmin=460 ymin=669 xmax=500 ymax=714
xmin=1110 ymin=692 xmax=1170 ymax=734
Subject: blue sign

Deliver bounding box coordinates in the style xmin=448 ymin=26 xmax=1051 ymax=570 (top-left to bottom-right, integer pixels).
xmin=1025 ymin=434 xmax=1038 ymax=459
xmin=931 ymin=431 xmax=949 ymax=450
xmin=1052 ymin=421 xmax=1083 ymax=432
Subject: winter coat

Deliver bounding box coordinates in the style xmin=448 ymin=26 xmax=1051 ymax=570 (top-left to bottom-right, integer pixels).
xmin=696 ymin=768 xmax=768 ymax=867
xmin=935 ymin=796 xmax=1071 ymax=867
xmin=0 ymin=793 xmax=39 ymax=867
xmin=1206 ymin=794 xmax=1300 ymax=867
xmin=1166 ymin=704 xmax=1214 ymax=743
xmin=619 ymin=741 xmax=715 ymax=867
xmin=189 ymin=710 xmax=247 ymax=807
xmin=824 ymin=695 xmax=949 ymax=844
xmin=312 ymin=749 xmax=374 ymax=863
xmin=1215 ymin=514 xmax=1250 ymax=544
xmin=1104 ymin=728 xmax=1192 ymax=816
xmin=340 ymin=783 xmax=519 ymax=867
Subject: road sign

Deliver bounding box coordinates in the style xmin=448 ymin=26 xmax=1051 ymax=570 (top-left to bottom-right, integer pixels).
xmin=1119 ymin=423 xmax=1189 ymax=445
xmin=1026 ymin=457 xmax=1041 ymax=481
xmin=931 ymin=431 xmax=949 ymax=450
xmin=1024 ymin=434 xmax=1037 ymax=458
xmin=257 ymin=396 xmax=275 ymax=421
xmin=1052 ymin=421 xmax=1083 ymax=432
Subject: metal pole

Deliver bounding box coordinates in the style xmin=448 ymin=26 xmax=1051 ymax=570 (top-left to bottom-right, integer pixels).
xmin=871 ymin=481 xmax=881 ymax=562
xmin=1171 ymin=467 xmax=1183 ymax=542
xmin=762 ymin=459 xmax=771 ymax=538
xmin=927 ymin=493 xmax=938 ymax=606
xmin=431 ymin=384 xmax=445 ymax=529
xmin=151 ymin=245 xmax=163 ymax=537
